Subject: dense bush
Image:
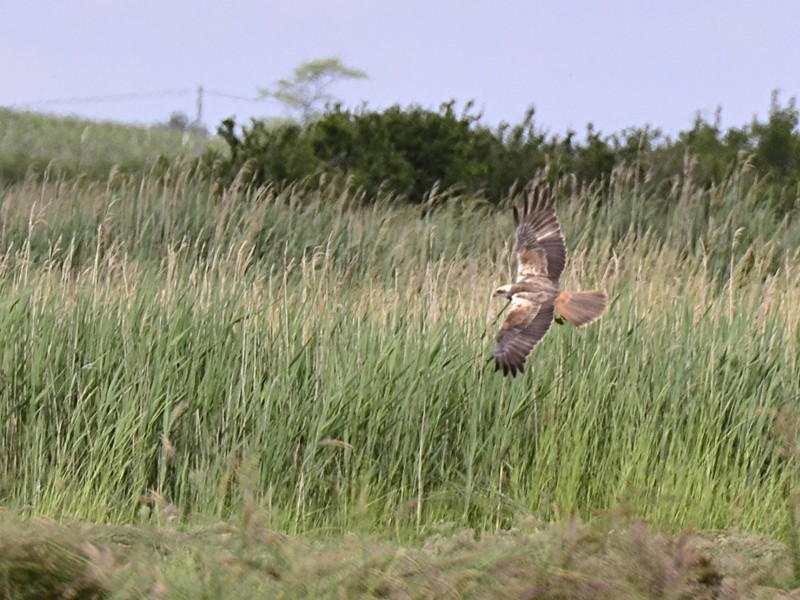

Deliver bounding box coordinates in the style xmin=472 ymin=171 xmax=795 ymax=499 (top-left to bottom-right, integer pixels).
xmin=4 ymin=94 xmax=799 ymax=213
xmin=207 ymin=92 xmax=800 ymax=209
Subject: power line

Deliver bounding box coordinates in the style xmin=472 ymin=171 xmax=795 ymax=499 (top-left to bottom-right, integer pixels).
xmin=7 ymin=88 xmax=266 ymax=109
xmin=10 ymin=89 xmax=195 ymax=108
xmin=205 ymin=89 xmax=264 ymax=103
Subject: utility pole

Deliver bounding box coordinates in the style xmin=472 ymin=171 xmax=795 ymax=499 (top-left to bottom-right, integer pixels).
xmin=193 ymin=85 xmax=204 ymax=155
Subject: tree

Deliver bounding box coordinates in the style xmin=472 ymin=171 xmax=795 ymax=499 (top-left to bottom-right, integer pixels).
xmin=753 ymin=91 xmax=800 ymax=180
xmin=259 ymin=57 xmax=368 ymax=121
xmin=165 ymin=111 xmax=190 ymax=131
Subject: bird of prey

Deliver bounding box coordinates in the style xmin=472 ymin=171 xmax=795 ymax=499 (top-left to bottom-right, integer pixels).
xmin=492 ymin=187 xmax=608 ymax=376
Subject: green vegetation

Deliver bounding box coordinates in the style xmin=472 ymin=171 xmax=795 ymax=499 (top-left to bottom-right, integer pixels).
xmin=0 ymin=108 xmax=215 ymax=183
xmin=2 ymin=100 xmax=800 ymax=596
xmin=211 ymin=92 xmax=800 ymax=208
xmin=5 ymin=512 xmax=797 ymax=598
xmin=258 ymin=56 xmax=370 ymax=121
xmin=0 ymin=164 xmax=798 ymax=540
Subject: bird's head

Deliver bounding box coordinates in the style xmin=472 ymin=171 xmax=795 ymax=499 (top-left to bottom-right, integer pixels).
xmin=493 ymin=284 xmax=513 ymax=299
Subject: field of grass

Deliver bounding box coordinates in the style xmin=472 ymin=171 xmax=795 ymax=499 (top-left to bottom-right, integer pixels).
xmin=0 ymin=108 xmax=221 ymax=183
xmin=1 ymin=162 xmax=799 ymax=596
xmin=4 ymin=511 xmax=798 ymax=598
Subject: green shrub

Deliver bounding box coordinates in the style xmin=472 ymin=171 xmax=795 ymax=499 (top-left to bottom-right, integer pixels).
xmin=208 ymin=94 xmax=800 ymax=210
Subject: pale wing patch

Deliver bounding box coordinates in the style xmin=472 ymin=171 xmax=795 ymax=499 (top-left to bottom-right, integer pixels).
xmin=516 ymin=248 xmax=547 ymax=279
xmin=514 ymin=189 xmax=567 ymax=282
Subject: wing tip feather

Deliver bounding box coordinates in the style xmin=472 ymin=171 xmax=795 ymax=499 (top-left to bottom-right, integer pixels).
xmin=493 ymin=352 xmax=525 ymax=377
xmin=519 ymin=185 xmax=557 ymax=221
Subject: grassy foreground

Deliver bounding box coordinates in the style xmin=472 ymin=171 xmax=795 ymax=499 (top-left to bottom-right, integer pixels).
xmin=1 ymin=511 xmax=797 ymax=598
xmin=1 ymin=164 xmax=800 ymax=594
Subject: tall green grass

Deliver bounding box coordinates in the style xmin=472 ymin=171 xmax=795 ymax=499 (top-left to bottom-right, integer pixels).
xmin=0 ymin=166 xmax=798 ymax=538
xmin=0 ymin=108 xmax=223 ymax=183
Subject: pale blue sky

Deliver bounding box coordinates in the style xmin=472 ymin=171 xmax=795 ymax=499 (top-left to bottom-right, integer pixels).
xmin=2 ymin=1 xmax=797 ymax=137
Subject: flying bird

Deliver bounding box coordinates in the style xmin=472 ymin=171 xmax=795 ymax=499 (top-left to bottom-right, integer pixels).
xmin=492 ymin=187 xmax=608 ymax=376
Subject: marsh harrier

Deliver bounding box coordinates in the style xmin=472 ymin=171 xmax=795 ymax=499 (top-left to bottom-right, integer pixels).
xmin=493 ymin=188 xmax=608 ymax=376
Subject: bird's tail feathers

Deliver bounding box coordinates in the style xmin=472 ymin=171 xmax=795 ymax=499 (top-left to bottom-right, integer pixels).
xmin=555 ymin=290 xmax=608 ymax=327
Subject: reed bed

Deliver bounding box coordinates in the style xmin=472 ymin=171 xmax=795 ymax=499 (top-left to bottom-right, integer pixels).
xmin=0 ymin=166 xmax=798 ymax=538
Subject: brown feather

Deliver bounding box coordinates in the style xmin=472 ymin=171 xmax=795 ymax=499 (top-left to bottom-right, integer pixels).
xmin=493 ymin=298 xmax=554 ymax=377
xmin=492 ymin=186 xmax=608 ymax=377
xmin=555 ymin=290 xmax=608 ymax=327
xmin=514 ymin=188 xmax=567 ymax=282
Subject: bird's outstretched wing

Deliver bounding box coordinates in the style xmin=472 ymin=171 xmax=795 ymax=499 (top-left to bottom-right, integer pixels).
xmin=513 ymin=188 xmax=567 ymax=282
xmin=493 ymin=295 xmax=555 ymax=377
